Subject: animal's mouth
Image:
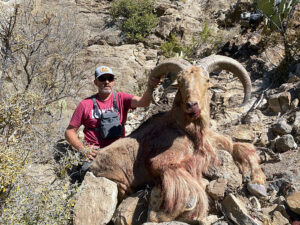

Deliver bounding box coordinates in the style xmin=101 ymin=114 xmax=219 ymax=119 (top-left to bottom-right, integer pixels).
xmin=186 ymin=109 xmax=201 ymax=119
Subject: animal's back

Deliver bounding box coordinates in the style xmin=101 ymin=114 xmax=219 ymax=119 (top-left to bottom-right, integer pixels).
xmin=90 ymin=112 xmax=188 ymax=197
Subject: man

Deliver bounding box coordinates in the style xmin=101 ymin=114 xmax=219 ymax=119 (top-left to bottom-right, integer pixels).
xmin=65 ymin=65 xmax=159 ymax=161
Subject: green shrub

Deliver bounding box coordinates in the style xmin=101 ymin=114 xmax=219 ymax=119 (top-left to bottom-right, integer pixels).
xmin=161 ymin=23 xmax=223 ymax=60
xmin=161 ymin=34 xmax=185 ymax=58
xmin=111 ymin=0 xmax=158 ymax=43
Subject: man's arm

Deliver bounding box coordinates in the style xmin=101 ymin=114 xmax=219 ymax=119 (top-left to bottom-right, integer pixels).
xmin=131 ymin=77 xmax=160 ymax=108
xmin=65 ymin=125 xmax=98 ymax=160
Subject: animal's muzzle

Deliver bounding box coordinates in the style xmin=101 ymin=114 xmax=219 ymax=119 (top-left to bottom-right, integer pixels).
xmin=186 ymin=101 xmax=201 ymax=118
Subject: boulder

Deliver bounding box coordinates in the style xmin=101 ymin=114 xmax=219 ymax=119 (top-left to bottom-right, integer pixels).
xmin=222 ymin=194 xmax=260 ymax=225
xmin=287 ymin=192 xmax=300 ymax=215
xmin=206 ymin=150 xmax=243 ymax=191
xmin=207 ymin=178 xmax=228 ymax=200
xmin=143 ymin=222 xmax=189 ymax=225
xmin=113 ymin=189 xmax=150 ymax=225
xmin=261 ymin=150 xmax=300 ymax=194
xmin=275 ymin=134 xmax=297 ymax=153
xmin=272 ymin=118 xmax=293 ymax=135
xmin=73 ymin=172 xmax=118 ymax=225
xmin=272 ymin=211 xmax=290 ymax=225
xmin=268 ymin=92 xmax=291 ymax=114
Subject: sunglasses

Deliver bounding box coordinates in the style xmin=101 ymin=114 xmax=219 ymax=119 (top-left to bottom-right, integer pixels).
xmin=97 ymin=75 xmax=115 ymax=82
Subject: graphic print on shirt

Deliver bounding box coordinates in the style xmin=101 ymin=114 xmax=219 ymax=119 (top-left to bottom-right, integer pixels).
xmin=92 ymin=107 xmax=115 ymax=119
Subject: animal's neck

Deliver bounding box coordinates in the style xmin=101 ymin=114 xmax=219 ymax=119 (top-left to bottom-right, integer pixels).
xmin=170 ymin=105 xmax=205 ymax=136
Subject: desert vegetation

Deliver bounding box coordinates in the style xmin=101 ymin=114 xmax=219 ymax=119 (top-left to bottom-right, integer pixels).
xmin=111 ymin=0 xmax=158 ymax=43
xmin=258 ymin=0 xmax=300 ymax=83
xmin=0 ymin=1 xmax=86 ymax=223
xmin=0 ymin=0 xmax=299 ymax=224
xmin=160 ymin=23 xmax=225 ymax=60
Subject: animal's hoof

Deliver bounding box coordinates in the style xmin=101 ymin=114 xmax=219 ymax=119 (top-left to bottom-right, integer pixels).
xmin=247 ymin=183 xmax=267 ymax=197
xmin=185 ymin=195 xmax=197 ymax=211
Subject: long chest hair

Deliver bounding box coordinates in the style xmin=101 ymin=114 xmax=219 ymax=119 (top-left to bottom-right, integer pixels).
xmin=184 ymin=118 xmax=216 ymax=176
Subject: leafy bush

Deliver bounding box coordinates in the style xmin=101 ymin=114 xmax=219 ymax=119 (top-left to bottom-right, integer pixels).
xmin=0 ymin=92 xmax=41 ymax=195
xmin=161 ymin=23 xmax=224 ymax=60
xmin=0 ymin=176 xmax=78 ymax=225
xmin=161 ymin=34 xmax=185 ymax=58
xmin=0 ymin=142 xmax=29 ymax=195
xmin=111 ymin=0 xmax=158 ymax=43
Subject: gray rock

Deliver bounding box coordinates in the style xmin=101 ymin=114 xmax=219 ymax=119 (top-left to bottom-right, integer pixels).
xmin=90 ymin=26 xmax=126 ymax=46
xmin=247 ymin=183 xmax=267 ymax=197
xmin=249 ymin=196 xmax=261 ymax=211
xmin=143 ymin=222 xmax=189 ymax=225
xmin=268 ymin=92 xmax=291 ymax=114
xmin=272 ymin=118 xmax=293 ymax=135
xmin=206 ymin=150 xmax=243 ymax=191
xmin=24 ymin=164 xmax=56 ymax=188
xmin=230 ymin=123 xmax=263 ymax=142
xmin=262 ymin=150 xmax=300 ymax=195
xmin=211 ymin=221 xmax=229 ymax=225
xmin=207 ymin=178 xmax=228 ymax=200
xmin=200 ymin=215 xmax=219 ymax=225
xmin=243 ymin=109 xmax=263 ymax=124
xmin=272 ymin=211 xmax=290 ymax=225
xmin=222 ymin=194 xmax=260 ymax=225
xmin=73 ymin=172 xmax=118 ymax=225
xmin=275 ymin=134 xmax=297 ymax=152
xmin=113 ymin=189 xmax=150 ymax=225
xmin=293 ymin=111 xmax=300 ymax=132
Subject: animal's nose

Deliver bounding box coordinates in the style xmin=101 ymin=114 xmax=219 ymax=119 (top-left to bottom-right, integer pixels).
xmin=186 ymin=101 xmax=198 ymax=109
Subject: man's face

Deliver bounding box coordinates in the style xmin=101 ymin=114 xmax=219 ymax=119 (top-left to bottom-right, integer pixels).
xmin=94 ymin=74 xmax=115 ymax=94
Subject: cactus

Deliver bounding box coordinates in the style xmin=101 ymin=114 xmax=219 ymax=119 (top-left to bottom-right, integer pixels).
xmin=257 ymin=0 xmax=299 ymax=83
xmin=257 ymin=0 xmax=299 ymax=30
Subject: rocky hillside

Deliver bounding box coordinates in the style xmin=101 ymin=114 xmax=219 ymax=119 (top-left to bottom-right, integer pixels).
xmin=0 ymin=0 xmax=299 ymax=224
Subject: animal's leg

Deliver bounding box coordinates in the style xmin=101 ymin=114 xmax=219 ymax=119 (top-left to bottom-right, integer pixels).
xmin=207 ymin=130 xmax=266 ymax=186
xmin=147 ymin=168 xmax=208 ymax=223
xmin=148 ymin=142 xmax=208 ymax=222
xmin=232 ymin=142 xmax=266 ymax=185
xmin=147 ymin=184 xmax=176 ymax=222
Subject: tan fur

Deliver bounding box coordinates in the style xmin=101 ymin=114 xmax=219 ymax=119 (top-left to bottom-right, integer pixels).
xmin=90 ymin=66 xmax=266 ymax=222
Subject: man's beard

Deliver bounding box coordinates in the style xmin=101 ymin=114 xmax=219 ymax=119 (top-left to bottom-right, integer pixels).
xmin=99 ymin=87 xmax=112 ymax=94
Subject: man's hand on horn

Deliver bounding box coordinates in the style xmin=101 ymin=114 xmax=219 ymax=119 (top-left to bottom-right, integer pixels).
xmin=148 ymin=77 xmax=160 ymax=88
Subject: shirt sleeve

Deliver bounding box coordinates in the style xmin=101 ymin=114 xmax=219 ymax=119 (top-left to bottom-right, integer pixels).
xmin=69 ymin=102 xmax=85 ymax=128
xmin=119 ymin=92 xmax=134 ymax=110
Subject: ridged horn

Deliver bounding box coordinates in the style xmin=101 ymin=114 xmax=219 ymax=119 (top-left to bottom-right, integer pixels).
xmin=148 ymin=58 xmax=192 ymax=105
xmin=197 ymin=55 xmax=251 ymax=106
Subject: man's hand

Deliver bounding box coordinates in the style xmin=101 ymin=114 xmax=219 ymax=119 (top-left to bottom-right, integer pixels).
xmin=131 ymin=77 xmax=161 ymax=108
xmin=82 ymin=146 xmax=99 ymax=160
xmin=148 ymin=77 xmax=160 ymax=88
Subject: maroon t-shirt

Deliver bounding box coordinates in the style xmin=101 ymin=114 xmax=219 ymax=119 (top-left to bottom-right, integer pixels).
xmin=69 ymin=92 xmax=134 ymax=148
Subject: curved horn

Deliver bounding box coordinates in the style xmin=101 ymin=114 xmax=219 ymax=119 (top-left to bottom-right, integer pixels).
xmin=197 ymin=55 xmax=251 ymax=106
xmin=148 ymin=58 xmax=192 ymax=105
